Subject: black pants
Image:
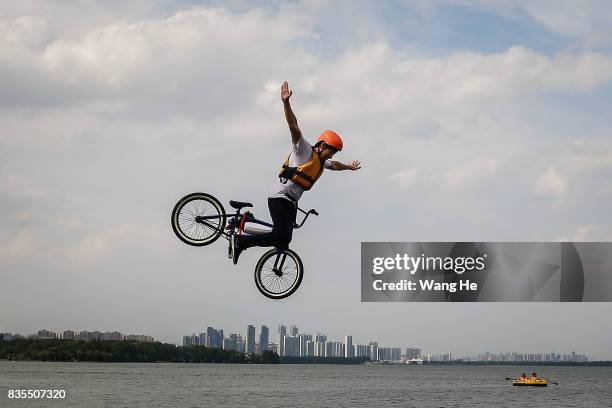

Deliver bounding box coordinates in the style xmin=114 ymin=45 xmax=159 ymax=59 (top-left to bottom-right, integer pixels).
xmin=240 ymin=198 xmax=297 ymax=250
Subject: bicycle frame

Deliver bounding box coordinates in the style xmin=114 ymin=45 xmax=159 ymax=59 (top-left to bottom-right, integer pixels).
xmin=172 ymin=192 xmax=308 ymax=298
xmin=195 ymin=203 xmax=318 ymax=241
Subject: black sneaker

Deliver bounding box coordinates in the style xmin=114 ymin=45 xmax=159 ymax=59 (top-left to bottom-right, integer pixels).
xmin=231 ymin=235 xmax=244 ymax=265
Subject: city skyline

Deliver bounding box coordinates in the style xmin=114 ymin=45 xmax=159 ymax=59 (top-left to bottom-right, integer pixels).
xmin=183 ymin=323 xmax=418 ymax=361
xmin=179 ymin=322 xmax=594 ymax=362
xmin=1 ymin=329 xmax=154 ymax=343
xmin=0 ymin=326 xmax=596 ymax=363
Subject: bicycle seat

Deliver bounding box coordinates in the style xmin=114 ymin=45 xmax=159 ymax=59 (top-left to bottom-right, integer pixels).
xmin=229 ymin=200 xmax=253 ymax=210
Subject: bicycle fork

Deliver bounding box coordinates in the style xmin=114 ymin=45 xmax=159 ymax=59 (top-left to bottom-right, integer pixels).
xmin=272 ymin=252 xmax=288 ymax=276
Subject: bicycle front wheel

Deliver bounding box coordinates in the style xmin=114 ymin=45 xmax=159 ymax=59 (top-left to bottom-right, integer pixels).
xmin=171 ymin=192 xmax=226 ymax=246
xmin=254 ymin=248 xmax=304 ymax=299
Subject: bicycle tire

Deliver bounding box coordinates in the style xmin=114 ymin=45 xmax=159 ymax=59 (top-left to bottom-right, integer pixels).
xmin=171 ymin=192 xmax=226 ymax=246
xmin=254 ymin=248 xmax=304 ymax=299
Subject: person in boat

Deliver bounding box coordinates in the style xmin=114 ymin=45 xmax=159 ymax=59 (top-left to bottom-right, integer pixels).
xmin=520 ymin=372 xmax=528 ymax=380
xmin=531 ymin=372 xmax=538 ymax=380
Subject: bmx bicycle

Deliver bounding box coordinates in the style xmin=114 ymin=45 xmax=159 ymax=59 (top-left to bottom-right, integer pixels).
xmin=171 ymin=192 xmax=318 ymax=299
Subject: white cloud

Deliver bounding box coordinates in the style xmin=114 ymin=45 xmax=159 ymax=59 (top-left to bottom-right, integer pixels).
xmin=0 ymin=15 xmax=50 ymax=48
xmin=2 ymin=6 xmax=612 ymax=114
xmin=390 ymin=168 xmax=419 ymax=189
xmin=554 ymin=224 xmax=607 ymax=241
xmin=0 ymin=7 xmax=314 ymax=110
xmin=0 ymin=175 xmax=48 ymax=200
xmin=534 ymin=166 xmax=568 ymax=197
xmin=0 ymin=228 xmax=40 ymax=258
xmin=54 ymin=223 xmax=169 ymax=265
xmin=566 ymin=138 xmax=612 ymax=173
xmin=443 ymin=158 xmax=501 ymax=190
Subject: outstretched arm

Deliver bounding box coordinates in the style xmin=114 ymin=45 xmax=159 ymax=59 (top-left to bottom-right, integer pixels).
xmin=281 ymin=81 xmax=302 ymax=145
xmin=328 ymin=160 xmax=362 ymax=171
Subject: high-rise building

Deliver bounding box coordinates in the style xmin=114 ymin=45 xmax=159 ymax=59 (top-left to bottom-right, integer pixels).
xmin=289 ymin=325 xmax=298 ymax=336
xmin=278 ymin=325 xmax=287 ymax=356
xmin=344 ymin=335 xmax=353 ymax=358
xmin=369 ymin=342 xmax=378 ymax=361
xmin=62 ymin=330 xmax=75 ymax=340
xmin=221 ymin=333 xmax=242 ymax=352
xmin=102 ymin=331 xmax=122 ymax=341
xmin=328 ymin=341 xmax=344 ymax=357
xmin=205 ymin=327 xmax=214 ymax=347
xmin=124 ymin=334 xmax=154 ymax=342
xmin=356 ymin=344 xmax=369 ymax=357
xmin=76 ymin=331 xmax=103 ymax=341
xmin=259 ymin=325 xmax=269 ymax=351
xmin=306 ymin=340 xmax=315 ymax=356
xmin=283 ymin=335 xmax=299 ymax=357
xmin=299 ymin=334 xmax=312 ymax=357
xmin=246 ymin=325 xmax=256 ymax=354
xmin=205 ymin=327 xmax=223 ymax=348
xmin=378 ymin=347 xmax=391 ymax=361
xmin=405 ymin=348 xmax=421 ymax=360
xmin=37 ymin=329 xmax=58 ymax=339
xmin=315 ymin=338 xmax=327 ymax=357
xmin=269 ymin=343 xmax=278 ymax=354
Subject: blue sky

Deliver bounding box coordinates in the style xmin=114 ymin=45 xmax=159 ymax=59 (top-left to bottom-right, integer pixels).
xmin=190 ymin=0 xmax=574 ymax=55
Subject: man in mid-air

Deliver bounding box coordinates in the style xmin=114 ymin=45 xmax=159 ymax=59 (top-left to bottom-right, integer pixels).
xmin=231 ymin=81 xmax=361 ymax=264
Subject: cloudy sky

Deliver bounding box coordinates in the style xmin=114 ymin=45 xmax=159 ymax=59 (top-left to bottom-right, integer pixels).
xmin=1 ymin=0 xmax=612 ymax=359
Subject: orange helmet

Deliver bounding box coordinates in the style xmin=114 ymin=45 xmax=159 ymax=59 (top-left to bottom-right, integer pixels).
xmin=317 ymin=130 xmax=343 ymax=152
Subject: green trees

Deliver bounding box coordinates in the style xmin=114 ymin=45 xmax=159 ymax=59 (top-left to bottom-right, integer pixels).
xmin=0 ymin=339 xmax=280 ymax=364
xmin=258 ymin=349 xmax=281 ymax=364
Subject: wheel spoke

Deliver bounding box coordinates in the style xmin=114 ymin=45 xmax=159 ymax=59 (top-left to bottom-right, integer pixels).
xmin=257 ymin=250 xmax=301 ymax=295
xmin=173 ymin=195 xmax=225 ymax=244
xmin=261 ymin=273 xmax=277 ymax=285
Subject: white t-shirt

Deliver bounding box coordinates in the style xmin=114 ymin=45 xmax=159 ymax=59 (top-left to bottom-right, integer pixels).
xmin=270 ymin=135 xmax=331 ymax=202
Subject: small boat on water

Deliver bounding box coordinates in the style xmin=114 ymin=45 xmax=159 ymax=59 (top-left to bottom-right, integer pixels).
xmin=512 ymin=378 xmax=548 ymax=387
xmin=510 ymin=372 xmax=549 ymax=387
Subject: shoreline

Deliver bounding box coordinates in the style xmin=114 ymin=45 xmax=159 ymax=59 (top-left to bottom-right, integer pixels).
xmin=2 ymin=340 xmax=610 ymax=366
xmin=2 ymin=359 xmax=611 ymax=366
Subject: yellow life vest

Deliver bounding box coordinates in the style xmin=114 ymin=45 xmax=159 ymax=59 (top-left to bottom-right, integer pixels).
xmin=279 ymin=148 xmax=324 ymax=191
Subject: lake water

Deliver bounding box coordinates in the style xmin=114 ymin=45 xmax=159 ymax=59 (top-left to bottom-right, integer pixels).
xmin=1 ymin=361 xmax=611 ymax=407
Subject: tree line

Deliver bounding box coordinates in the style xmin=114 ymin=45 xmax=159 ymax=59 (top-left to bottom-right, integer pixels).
xmin=0 ymin=339 xmax=280 ymax=363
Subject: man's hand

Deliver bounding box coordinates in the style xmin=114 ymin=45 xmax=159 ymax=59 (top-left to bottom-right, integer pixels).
xmin=329 ymin=160 xmax=362 ymax=171
xmin=281 ymin=81 xmax=292 ymax=102
xmin=281 ymin=81 xmax=301 ymax=144
xmin=347 ymin=160 xmax=361 ymax=171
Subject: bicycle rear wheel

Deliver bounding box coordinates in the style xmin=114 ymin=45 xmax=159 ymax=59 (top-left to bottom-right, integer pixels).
xmin=254 ymin=248 xmax=304 ymax=299
xmin=171 ymin=192 xmax=226 ymax=246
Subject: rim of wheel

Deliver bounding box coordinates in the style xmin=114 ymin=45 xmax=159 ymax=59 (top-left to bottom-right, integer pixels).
xmin=256 ymin=250 xmax=302 ymax=297
xmin=173 ymin=195 xmax=224 ymax=245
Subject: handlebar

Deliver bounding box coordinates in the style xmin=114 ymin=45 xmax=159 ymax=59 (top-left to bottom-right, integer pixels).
xmin=294 ymin=207 xmax=319 ymax=229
